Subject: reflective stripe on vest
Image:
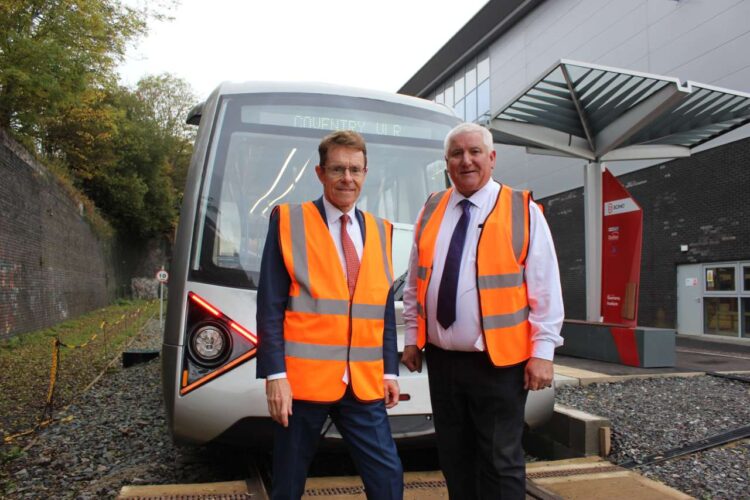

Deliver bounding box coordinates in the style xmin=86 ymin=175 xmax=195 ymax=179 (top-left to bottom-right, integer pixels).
xmin=414 ymin=185 xmax=533 ymax=366
xmin=285 ymin=341 xmax=384 ymax=362
xmin=278 ymin=201 xmax=393 ymax=402
xmin=413 ymin=191 xmax=449 ymax=325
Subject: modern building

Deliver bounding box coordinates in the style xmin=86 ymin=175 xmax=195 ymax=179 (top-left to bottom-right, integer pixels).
xmin=400 ymin=0 xmax=750 ymax=339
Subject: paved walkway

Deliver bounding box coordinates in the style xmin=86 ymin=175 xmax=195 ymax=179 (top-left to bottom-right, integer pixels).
xmin=554 ymin=333 xmax=750 ymax=386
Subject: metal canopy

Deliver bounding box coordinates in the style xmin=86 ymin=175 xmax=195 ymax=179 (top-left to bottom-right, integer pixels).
xmin=487 ymin=60 xmax=750 ymax=323
xmin=489 ymin=59 xmax=750 ymax=162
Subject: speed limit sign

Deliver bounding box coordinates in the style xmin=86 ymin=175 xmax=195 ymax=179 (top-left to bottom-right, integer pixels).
xmin=156 ymin=270 xmax=169 ymax=283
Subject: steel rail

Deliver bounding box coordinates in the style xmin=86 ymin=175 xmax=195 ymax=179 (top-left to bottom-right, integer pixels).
xmin=619 ymin=424 xmax=750 ymax=469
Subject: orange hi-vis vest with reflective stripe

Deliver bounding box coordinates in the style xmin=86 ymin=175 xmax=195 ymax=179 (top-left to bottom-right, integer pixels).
xmin=277 ymin=201 xmax=394 ymax=402
xmin=414 ymin=185 xmax=533 ymax=367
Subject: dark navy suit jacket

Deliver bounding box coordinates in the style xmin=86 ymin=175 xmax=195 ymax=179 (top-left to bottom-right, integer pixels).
xmin=256 ymin=197 xmax=399 ymax=379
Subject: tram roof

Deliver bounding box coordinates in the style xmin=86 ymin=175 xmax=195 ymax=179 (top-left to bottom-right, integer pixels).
xmin=186 ymin=81 xmax=457 ymax=126
xmin=216 ymin=81 xmax=455 ymax=115
xmin=488 ymin=59 xmax=750 ymax=161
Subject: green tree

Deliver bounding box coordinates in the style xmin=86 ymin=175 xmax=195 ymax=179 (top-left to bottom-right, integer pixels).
xmin=0 ymin=1 xmax=193 ymax=241
xmin=0 ymin=0 xmax=153 ymax=148
xmin=134 ymin=73 xmax=197 ymax=203
xmin=53 ymin=75 xmax=196 ymax=240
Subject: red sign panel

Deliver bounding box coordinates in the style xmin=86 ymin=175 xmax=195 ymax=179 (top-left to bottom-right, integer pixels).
xmin=601 ymin=168 xmax=643 ymax=327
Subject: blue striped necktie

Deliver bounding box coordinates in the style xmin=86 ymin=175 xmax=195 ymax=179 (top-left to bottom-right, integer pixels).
xmin=436 ymin=199 xmax=472 ymax=330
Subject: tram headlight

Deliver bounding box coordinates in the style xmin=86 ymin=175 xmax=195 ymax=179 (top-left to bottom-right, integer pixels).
xmin=187 ymin=322 xmax=232 ymax=367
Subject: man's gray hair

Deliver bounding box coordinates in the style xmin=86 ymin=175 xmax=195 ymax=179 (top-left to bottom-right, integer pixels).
xmin=444 ymin=122 xmax=494 ymax=156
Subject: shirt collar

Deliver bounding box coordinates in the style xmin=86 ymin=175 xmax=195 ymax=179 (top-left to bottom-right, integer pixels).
xmin=449 ymin=180 xmax=499 ymax=210
xmin=322 ymin=196 xmax=356 ymax=226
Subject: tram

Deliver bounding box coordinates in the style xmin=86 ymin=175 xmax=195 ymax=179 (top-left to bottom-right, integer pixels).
xmin=162 ymin=82 xmax=554 ymax=447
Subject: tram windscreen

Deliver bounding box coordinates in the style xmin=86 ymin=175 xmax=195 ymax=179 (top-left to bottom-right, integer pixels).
xmin=190 ymin=92 xmax=458 ymax=289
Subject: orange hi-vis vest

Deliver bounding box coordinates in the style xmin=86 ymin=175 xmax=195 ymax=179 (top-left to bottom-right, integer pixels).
xmin=414 ymin=185 xmax=533 ymax=367
xmin=277 ymin=202 xmax=394 ymax=402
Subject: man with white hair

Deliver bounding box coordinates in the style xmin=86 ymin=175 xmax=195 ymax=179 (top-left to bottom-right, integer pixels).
xmin=401 ymin=122 xmax=564 ymax=499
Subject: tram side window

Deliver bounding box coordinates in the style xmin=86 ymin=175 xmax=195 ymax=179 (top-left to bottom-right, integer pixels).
xmin=215 ymin=202 xmax=241 ymax=268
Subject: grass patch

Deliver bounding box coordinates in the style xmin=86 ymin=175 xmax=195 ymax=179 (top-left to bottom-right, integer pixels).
xmin=0 ymin=300 xmax=158 ymax=449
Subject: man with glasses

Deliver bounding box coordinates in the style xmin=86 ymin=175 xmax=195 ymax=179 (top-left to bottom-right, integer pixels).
xmin=257 ymin=130 xmax=403 ymax=499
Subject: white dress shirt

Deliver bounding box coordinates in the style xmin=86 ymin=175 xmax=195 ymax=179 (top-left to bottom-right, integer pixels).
xmin=402 ymin=181 xmax=564 ymax=360
xmin=269 ymin=197 xmax=395 ymax=380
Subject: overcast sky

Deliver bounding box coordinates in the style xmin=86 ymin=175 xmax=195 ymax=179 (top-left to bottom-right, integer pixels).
xmin=118 ymin=0 xmax=488 ymax=100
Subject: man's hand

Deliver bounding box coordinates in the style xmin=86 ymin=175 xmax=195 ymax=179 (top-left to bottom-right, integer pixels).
xmin=384 ymin=379 xmax=400 ymax=409
xmin=401 ymin=345 xmax=422 ymax=372
xmin=524 ymin=357 xmax=554 ymax=391
xmin=266 ymin=378 xmax=293 ymax=427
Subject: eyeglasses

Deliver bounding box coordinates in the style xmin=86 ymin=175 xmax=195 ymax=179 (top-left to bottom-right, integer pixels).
xmin=323 ymin=166 xmax=367 ymax=178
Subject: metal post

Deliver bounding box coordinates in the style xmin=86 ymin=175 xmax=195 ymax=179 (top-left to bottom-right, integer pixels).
xmin=584 ymin=161 xmax=603 ymax=322
xmin=159 ymin=263 xmax=165 ymax=330
xmin=159 ymin=282 xmax=164 ymax=326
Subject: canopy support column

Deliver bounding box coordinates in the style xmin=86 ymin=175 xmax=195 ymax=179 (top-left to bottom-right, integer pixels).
xmin=584 ymin=161 xmax=603 ymax=322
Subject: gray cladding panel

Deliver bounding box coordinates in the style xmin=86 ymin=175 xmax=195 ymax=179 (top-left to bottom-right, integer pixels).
xmin=649 ymin=1 xmax=750 ymax=75
xmin=670 ymin=30 xmax=750 ymax=88
xmin=646 ymin=0 xmax=743 ymax=51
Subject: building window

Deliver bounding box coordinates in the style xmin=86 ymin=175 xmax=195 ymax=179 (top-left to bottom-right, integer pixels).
xmin=705 ymin=266 xmax=735 ymax=292
xmin=444 ymin=86 xmax=454 ymax=107
xmin=465 ymin=67 xmax=477 ymax=92
xmin=454 ymin=99 xmax=465 ymax=120
xmin=699 ymin=262 xmax=750 ymax=337
xmin=433 ymin=52 xmax=490 ymax=123
xmin=704 ymin=297 xmax=739 ymax=336
xmin=465 ymin=90 xmax=477 ymax=122
xmin=454 ymin=75 xmax=465 ymax=99
xmin=477 ymin=57 xmax=490 ymax=83
xmin=477 ymin=79 xmax=490 ymax=122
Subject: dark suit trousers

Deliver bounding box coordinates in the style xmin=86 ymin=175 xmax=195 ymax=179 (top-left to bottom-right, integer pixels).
xmin=271 ymin=387 xmax=403 ymax=500
xmin=426 ymin=344 xmax=528 ymax=500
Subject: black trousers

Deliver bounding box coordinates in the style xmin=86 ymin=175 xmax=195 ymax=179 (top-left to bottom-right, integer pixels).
xmin=426 ymin=344 xmax=528 ymax=500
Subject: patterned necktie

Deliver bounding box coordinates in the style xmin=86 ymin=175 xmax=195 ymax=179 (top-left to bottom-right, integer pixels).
xmin=436 ymin=199 xmax=472 ymax=330
xmin=340 ymin=214 xmax=360 ymax=298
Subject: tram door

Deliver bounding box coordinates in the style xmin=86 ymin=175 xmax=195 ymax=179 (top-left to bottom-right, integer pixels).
xmin=676 ymin=264 xmax=702 ymax=335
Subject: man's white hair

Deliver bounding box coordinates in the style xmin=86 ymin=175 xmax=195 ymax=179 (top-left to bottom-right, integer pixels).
xmin=444 ymin=122 xmax=494 ymax=156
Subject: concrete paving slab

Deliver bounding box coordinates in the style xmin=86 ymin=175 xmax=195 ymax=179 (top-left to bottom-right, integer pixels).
xmin=534 ymin=471 xmax=690 ymax=500
xmin=303 ymin=471 xmax=448 ymax=499
xmin=553 ymin=373 xmax=579 ymax=387
xmin=118 ymin=459 xmax=689 ymax=500
xmin=118 ymin=480 xmax=258 ymax=499
xmin=528 ymin=457 xmax=691 ymax=499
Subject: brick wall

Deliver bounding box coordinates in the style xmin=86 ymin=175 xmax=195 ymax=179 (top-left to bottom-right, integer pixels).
xmin=0 ymin=129 xmax=118 ymax=339
xmin=540 ymin=136 xmax=750 ymax=328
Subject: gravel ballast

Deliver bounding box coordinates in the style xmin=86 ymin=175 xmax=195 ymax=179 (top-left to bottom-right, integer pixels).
xmin=556 ymin=377 xmax=750 ymax=499
xmin=2 ymin=319 xmax=749 ymax=498
xmin=1 ymin=320 xmax=249 ymax=499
